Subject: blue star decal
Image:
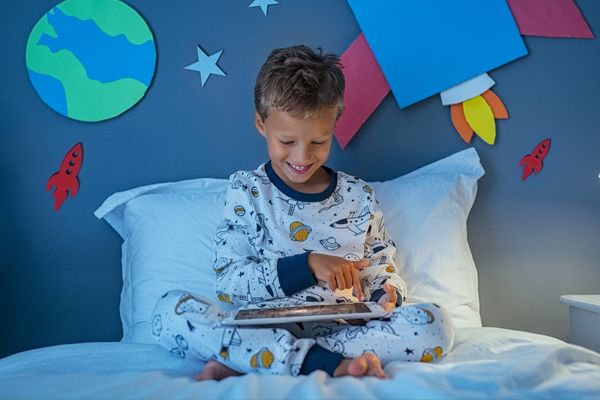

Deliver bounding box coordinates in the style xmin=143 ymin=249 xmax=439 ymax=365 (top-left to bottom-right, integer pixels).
xmin=249 ymin=0 xmax=279 ymax=16
xmin=184 ymin=46 xmax=226 ymax=86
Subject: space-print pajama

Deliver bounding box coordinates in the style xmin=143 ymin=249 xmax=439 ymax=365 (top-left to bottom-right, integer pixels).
xmin=153 ymin=290 xmax=454 ymax=375
xmin=152 ymin=162 xmax=455 ymax=375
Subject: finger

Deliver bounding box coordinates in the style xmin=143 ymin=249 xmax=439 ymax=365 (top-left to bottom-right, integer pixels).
xmin=335 ymin=271 xmax=346 ymax=291
xmin=378 ymin=297 xmax=394 ymax=314
xmin=327 ymin=273 xmax=337 ymax=292
xmin=385 ymin=302 xmax=395 ymax=314
xmin=386 ymin=283 xmax=398 ymax=304
xmin=351 ymin=267 xmax=364 ymax=301
xmin=343 ymin=267 xmax=353 ymax=289
xmin=354 ymin=259 xmax=369 ymax=270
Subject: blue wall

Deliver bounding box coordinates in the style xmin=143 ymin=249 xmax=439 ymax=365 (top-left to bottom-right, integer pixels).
xmin=1 ymin=0 xmax=599 ymax=357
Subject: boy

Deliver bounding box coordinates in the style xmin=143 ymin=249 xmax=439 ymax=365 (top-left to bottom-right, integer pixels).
xmin=153 ymin=45 xmax=454 ymax=380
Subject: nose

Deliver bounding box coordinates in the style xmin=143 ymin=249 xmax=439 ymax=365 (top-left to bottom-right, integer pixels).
xmin=292 ymin=144 xmax=311 ymax=163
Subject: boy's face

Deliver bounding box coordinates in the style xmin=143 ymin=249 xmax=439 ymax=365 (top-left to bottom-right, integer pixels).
xmin=256 ymin=107 xmax=336 ymax=191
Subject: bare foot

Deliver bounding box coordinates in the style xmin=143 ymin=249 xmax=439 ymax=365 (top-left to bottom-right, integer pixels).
xmin=195 ymin=360 xmax=242 ymax=381
xmin=333 ymin=352 xmax=387 ymax=379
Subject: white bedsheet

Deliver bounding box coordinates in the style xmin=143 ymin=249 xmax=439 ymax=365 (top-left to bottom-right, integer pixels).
xmin=1 ymin=327 xmax=599 ymax=399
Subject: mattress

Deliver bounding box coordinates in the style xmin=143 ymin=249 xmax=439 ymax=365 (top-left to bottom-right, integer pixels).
xmin=1 ymin=327 xmax=599 ymax=399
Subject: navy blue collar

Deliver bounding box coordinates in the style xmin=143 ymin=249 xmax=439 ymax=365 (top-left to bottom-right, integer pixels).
xmin=265 ymin=161 xmax=338 ymax=202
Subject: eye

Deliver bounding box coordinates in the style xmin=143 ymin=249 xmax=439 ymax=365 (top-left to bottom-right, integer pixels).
xmin=279 ymin=140 xmax=294 ymax=145
xmin=312 ymin=137 xmax=330 ymax=145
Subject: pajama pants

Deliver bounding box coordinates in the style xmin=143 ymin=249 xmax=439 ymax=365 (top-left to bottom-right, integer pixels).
xmin=152 ymin=290 xmax=455 ymax=376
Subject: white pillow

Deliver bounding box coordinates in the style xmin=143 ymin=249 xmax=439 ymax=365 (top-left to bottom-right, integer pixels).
xmin=371 ymin=147 xmax=484 ymax=328
xmin=95 ymin=147 xmax=484 ymax=343
xmin=94 ymin=178 xmax=227 ymax=343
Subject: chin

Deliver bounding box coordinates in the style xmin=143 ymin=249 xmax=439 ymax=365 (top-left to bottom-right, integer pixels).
xmin=285 ymin=170 xmax=314 ymax=184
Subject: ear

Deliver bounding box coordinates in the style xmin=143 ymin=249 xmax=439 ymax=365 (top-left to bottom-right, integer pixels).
xmin=255 ymin=112 xmax=266 ymax=137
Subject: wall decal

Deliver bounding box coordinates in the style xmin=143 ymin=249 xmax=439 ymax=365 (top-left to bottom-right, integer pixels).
xmin=443 ymin=75 xmax=508 ymax=145
xmin=25 ymin=0 xmax=156 ymax=122
xmin=249 ymin=0 xmax=279 ymax=16
xmin=519 ymin=138 xmax=551 ymax=181
xmin=46 ymin=143 xmax=84 ymax=211
xmin=450 ymin=103 xmax=474 ymax=143
xmin=335 ymin=34 xmax=390 ymax=149
xmin=184 ymin=45 xmax=226 ymax=87
xmin=450 ymin=89 xmax=508 ymax=145
xmin=337 ymin=1 xmax=524 ymax=149
xmin=440 ymin=74 xmax=496 ymax=106
xmin=507 ymin=0 xmax=594 ymax=38
xmin=462 ymin=96 xmax=496 ymax=145
xmin=346 ymin=0 xmax=527 ymax=108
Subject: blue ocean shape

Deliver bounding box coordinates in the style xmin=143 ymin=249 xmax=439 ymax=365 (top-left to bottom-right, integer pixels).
xmin=27 ymin=69 xmax=68 ymax=116
xmin=37 ymin=7 xmax=155 ymax=86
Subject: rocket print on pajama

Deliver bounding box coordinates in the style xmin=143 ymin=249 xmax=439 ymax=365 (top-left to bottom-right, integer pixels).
xmin=152 ymin=162 xmax=455 ymax=375
xmin=153 ymin=291 xmax=454 ymax=375
xmin=316 ymin=303 xmax=453 ymax=365
xmin=152 ymin=290 xmax=314 ymax=375
xmin=213 ymin=162 xmax=407 ymax=307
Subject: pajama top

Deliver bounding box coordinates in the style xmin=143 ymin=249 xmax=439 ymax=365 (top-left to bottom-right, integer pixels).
xmin=212 ymin=161 xmax=407 ymax=308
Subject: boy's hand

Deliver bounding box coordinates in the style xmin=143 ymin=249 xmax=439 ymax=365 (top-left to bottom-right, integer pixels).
xmin=307 ymin=253 xmax=368 ymax=301
xmin=378 ymin=282 xmax=398 ymax=314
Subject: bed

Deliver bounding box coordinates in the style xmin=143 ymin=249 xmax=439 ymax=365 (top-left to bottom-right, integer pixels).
xmin=2 ymin=148 xmax=599 ymax=399
xmin=1 ymin=327 xmax=600 ymax=399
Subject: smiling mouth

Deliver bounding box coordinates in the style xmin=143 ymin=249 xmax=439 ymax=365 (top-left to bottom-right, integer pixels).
xmin=287 ymin=162 xmax=312 ymax=175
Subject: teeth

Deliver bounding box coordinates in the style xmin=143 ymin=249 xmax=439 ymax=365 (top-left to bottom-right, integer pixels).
xmin=290 ymin=164 xmax=308 ymax=171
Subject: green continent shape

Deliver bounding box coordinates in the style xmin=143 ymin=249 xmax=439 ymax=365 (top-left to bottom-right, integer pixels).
xmin=57 ymin=0 xmax=154 ymax=45
xmin=26 ymin=13 xmax=58 ymax=47
xmin=26 ymin=15 xmax=147 ymax=122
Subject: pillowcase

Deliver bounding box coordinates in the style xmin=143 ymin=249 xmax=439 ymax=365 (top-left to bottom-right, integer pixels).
xmin=94 ymin=178 xmax=227 ymax=343
xmin=371 ymin=147 xmax=484 ymax=328
xmin=95 ymin=147 xmax=484 ymax=344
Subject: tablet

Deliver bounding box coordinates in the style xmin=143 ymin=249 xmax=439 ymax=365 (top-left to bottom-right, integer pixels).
xmin=221 ymin=302 xmax=387 ymax=325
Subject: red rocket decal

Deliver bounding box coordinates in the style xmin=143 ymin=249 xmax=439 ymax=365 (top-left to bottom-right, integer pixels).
xmin=519 ymin=138 xmax=550 ymax=181
xmin=46 ymin=143 xmax=84 ymax=211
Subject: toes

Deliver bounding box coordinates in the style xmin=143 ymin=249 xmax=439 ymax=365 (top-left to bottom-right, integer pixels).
xmin=365 ymin=353 xmax=387 ymax=379
xmin=347 ymin=357 xmax=368 ymax=376
xmin=195 ymin=371 xmax=212 ymax=381
xmin=342 ymin=353 xmax=387 ymax=379
xmin=195 ymin=361 xmax=217 ymax=381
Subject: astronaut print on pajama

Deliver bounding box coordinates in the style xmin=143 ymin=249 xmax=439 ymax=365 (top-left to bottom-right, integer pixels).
xmin=152 ymin=290 xmax=454 ymax=375
xmin=152 ymin=290 xmax=316 ymax=376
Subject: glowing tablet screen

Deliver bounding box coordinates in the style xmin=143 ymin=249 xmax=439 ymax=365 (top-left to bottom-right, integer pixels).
xmin=235 ymin=303 xmax=371 ymax=320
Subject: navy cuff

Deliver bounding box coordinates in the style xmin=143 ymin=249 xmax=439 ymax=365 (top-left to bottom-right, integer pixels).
xmin=277 ymin=252 xmax=317 ymax=296
xmin=370 ymin=288 xmax=403 ymax=306
xmin=300 ymin=344 xmax=344 ymax=376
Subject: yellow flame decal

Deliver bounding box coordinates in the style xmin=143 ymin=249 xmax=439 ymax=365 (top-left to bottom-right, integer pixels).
xmin=462 ymin=95 xmax=496 ymax=145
